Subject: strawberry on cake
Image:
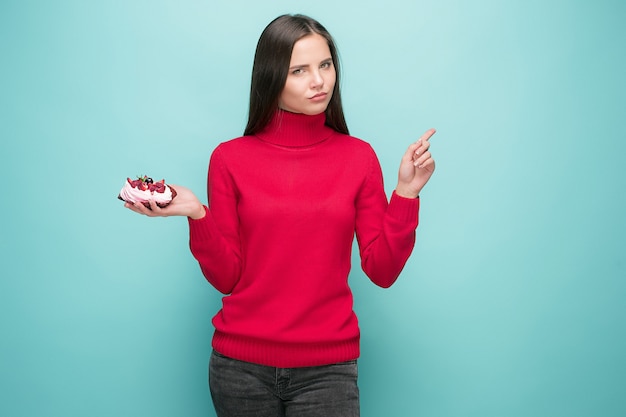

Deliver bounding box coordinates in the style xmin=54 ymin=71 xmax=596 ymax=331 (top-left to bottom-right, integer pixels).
xmin=118 ymin=175 xmax=177 ymax=208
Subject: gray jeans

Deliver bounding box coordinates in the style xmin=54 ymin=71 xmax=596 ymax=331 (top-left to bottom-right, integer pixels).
xmin=209 ymin=350 xmax=360 ymax=417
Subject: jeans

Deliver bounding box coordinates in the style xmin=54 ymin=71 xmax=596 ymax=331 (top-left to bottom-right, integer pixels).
xmin=209 ymin=350 xmax=360 ymax=417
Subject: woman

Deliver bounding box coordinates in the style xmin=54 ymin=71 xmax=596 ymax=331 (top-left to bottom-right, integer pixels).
xmin=126 ymin=13 xmax=435 ymax=417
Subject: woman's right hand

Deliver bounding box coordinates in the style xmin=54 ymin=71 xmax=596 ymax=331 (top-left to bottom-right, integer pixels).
xmin=124 ymin=185 xmax=206 ymax=219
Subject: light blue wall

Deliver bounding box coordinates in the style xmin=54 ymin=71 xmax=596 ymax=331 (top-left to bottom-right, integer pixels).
xmin=1 ymin=1 xmax=624 ymax=416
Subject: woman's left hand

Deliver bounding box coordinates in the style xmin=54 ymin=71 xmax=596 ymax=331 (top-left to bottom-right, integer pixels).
xmin=395 ymin=128 xmax=436 ymax=199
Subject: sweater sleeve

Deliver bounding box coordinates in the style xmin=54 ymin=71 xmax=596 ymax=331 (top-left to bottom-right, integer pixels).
xmin=188 ymin=147 xmax=242 ymax=294
xmin=355 ymin=148 xmax=419 ymax=288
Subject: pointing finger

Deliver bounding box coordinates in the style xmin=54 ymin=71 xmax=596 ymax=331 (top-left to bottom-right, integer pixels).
xmin=416 ymin=128 xmax=436 ymax=144
xmin=414 ymin=128 xmax=436 ymax=156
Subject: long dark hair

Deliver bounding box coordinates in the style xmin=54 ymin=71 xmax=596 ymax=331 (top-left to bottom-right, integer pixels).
xmin=243 ymin=14 xmax=349 ymax=136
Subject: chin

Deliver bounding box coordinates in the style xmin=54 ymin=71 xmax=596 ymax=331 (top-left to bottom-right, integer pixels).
xmin=303 ymin=103 xmax=331 ymax=115
xmin=279 ymin=99 xmax=331 ymax=115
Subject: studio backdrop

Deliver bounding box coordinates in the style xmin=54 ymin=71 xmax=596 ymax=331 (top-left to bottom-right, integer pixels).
xmin=1 ymin=1 xmax=624 ymax=416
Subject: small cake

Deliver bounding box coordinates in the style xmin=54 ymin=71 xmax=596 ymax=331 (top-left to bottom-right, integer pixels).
xmin=118 ymin=175 xmax=177 ymax=208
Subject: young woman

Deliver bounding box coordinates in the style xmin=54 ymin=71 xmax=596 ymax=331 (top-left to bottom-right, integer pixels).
xmin=125 ymin=14 xmax=436 ymax=417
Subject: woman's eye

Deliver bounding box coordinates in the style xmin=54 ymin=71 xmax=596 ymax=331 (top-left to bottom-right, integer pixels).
xmin=292 ymin=68 xmax=303 ymax=75
xmin=321 ymin=61 xmax=332 ymax=69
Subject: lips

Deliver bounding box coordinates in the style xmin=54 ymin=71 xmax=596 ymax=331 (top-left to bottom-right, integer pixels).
xmin=309 ymin=92 xmax=328 ymax=101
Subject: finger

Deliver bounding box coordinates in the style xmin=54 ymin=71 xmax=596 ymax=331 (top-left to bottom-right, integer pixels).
xmin=414 ymin=142 xmax=430 ymax=158
xmin=405 ymin=128 xmax=436 ymax=163
xmin=413 ymin=151 xmax=432 ymax=167
xmin=132 ymin=200 xmax=158 ymax=216
xmin=147 ymin=199 xmax=165 ymax=216
xmin=418 ymin=128 xmax=436 ymax=143
xmin=413 ymin=128 xmax=436 ymax=156
xmin=404 ymin=142 xmax=421 ymax=162
xmin=413 ymin=129 xmax=435 ymax=160
xmin=124 ymin=202 xmax=143 ymax=214
xmin=419 ymin=158 xmax=435 ymax=172
xmin=136 ymin=203 xmax=152 ymax=215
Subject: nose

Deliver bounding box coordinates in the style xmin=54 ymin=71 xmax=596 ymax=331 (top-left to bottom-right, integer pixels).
xmin=310 ymin=70 xmax=324 ymax=89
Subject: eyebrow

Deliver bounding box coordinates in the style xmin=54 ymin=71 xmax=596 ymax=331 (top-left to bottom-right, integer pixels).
xmin=289 ymin=57 xmax=333 ymax=70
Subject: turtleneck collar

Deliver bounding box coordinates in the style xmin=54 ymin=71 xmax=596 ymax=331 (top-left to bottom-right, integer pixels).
xmin=254 ymin=110 xmax=335 ymax=148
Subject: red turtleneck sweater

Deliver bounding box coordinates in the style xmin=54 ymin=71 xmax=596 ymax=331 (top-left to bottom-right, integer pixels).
xmin=188 ymin=110 xmax=419 ymax=367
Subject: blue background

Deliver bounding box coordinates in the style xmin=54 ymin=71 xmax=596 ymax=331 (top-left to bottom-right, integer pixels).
xmin=1 ymin=1 xmax=625 ymax=416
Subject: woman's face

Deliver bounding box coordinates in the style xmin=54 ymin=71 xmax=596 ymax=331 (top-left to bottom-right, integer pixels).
xmin=278 ymin=34 xmax=336 ymax=115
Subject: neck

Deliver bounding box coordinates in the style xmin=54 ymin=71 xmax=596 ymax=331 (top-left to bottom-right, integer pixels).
xmin=254 ymin=110 xmax=334 ymax=148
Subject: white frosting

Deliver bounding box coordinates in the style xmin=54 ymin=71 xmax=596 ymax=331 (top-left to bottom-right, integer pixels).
xmin=119 ymin=181 xmax=173 ymax=204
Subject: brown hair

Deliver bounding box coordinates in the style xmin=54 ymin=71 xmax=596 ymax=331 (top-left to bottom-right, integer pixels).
xmin=243 ymin=14 xmax=349 ymax=136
